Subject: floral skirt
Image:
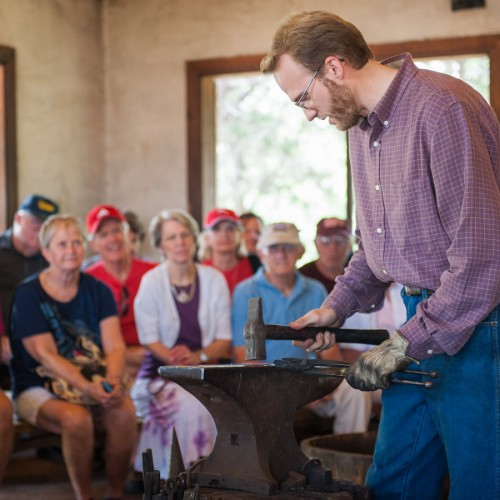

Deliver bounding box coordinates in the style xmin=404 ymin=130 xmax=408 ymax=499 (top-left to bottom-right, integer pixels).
xmin=131 ymin=376 xmax=217 ymax=478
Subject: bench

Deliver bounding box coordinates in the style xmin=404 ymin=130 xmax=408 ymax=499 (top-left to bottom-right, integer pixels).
xmin=13 ymin=417 xmax=61 ymax=453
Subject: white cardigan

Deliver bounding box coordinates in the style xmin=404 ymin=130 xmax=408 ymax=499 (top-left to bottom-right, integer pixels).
xmin=134 ymin=262 xmax=232 ymax=348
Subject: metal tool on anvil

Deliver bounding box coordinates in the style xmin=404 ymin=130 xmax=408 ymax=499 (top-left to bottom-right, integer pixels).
xmin=244 ymin=297 xmax=390 ymax=361
xmin=275 ymin=358 xmax=439 ymax=389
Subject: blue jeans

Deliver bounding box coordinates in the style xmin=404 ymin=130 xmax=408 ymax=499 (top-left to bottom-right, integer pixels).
xmin=366 ymin=291 xmax=500 ymax=500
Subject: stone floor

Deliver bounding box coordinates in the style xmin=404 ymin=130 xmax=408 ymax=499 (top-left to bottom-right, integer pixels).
xmin=0 ymin=449 xmax=142 ymax=500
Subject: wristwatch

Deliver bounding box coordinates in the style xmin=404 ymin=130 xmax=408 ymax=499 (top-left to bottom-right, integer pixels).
xmin=199 ymin=351 xmax=209 ymax=363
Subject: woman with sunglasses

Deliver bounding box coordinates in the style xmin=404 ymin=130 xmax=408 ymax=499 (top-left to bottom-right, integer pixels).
xmin=85 ymin=204 xmax=156 ymax=384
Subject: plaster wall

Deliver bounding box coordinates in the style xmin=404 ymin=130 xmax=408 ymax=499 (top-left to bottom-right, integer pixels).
xmin=0 ymin=0 xmax=103 ymax=218
xmin=102 ymin=0 xmax=500 ymax=229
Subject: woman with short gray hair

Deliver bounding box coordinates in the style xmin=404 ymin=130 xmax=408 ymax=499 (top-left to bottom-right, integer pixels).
xmin=131 ymin=208 xmax=232 ymax=478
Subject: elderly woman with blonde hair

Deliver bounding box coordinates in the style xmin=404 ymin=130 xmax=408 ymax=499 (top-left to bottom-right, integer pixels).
xmin=9 ymin=214 xmax=137 ymax=500
xmin=131 ymin=208 xmax=232 ymax=478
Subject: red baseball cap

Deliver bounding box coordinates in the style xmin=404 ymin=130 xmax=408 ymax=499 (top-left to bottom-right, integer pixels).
xmin=86 ymin=205 xmax=126 ymax=235
xmin=204 ymin=208 xmax=242 ymax=230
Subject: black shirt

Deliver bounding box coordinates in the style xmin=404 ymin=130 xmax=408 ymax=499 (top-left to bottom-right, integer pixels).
xmin=0 ymin=228 xmax=48 ymax=332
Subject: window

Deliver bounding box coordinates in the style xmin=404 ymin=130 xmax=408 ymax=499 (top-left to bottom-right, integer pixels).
xmin=187 ymin=35 xmax=500 ymax=237
xmin=416 ymin=55 xmax=489 ymax=101
xmin=213 ymin=73 xmax=348 ymax=258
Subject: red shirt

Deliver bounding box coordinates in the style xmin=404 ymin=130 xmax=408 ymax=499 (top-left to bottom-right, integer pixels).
xmin=86 ymin=257 xmax=157 ymax=346
xmin=202 ymin=257 xmax=253 ymax=295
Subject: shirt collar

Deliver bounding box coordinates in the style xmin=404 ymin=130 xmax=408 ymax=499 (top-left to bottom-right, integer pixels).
xmin=360 ymin=53 xmax=418 ymax=131
xmin=256 ymin=267 xmax=307 ymax=299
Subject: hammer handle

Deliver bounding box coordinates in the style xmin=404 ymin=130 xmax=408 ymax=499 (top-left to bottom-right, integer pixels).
xmin=266 ymin=325 xmax=389 ymax=345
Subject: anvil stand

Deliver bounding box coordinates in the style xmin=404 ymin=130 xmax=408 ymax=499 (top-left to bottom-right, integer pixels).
xmin=143 ymin=363 xmax=369 ymax=499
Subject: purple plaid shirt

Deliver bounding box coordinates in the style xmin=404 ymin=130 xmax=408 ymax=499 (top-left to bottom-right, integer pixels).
xmin=324 ymin=53 xmax=500 ymax=359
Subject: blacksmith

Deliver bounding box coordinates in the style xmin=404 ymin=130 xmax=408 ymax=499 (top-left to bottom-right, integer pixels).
xmin=261 ymin=10 xmax=500 ymax=499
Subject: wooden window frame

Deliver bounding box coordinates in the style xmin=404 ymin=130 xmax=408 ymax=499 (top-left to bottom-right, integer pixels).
xmin=0 ymin=45 xmax=17 ymax=229
xmin=186 ymin=35 xmax=500 ymax=224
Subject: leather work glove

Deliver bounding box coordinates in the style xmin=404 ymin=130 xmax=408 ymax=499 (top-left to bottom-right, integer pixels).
xmin=345 ymin=331 xmax=416 ymax=391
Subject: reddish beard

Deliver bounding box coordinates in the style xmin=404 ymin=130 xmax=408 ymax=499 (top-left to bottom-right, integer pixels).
xmin=323 ymin=78 xmax=360 ymax=131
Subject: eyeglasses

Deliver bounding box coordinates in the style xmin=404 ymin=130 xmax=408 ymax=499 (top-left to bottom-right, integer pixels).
xmin=263 ymin=244 xmax=299 ymax=255
xmin=120 ymin=286 xmax=130 ymax=317
xmin=316 ymin=235 xmax=350 ymax=246
xmin=294 ymin=67 xmax=321 ymax=109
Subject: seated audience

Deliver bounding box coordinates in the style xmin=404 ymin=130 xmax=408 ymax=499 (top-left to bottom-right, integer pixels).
xmin=9 ymin=215 xmax=137 ymax=500
xmin=0 ymin=312 xmax=13 ymax=485
xmin=299 ymin=217 xmax=353 ymax=291
xmin=85 ymin=205 xmax=157 ymax=383
xmin=131 ymin=209 xmax=232 ymax=478
xmin=199 ymin=208 xmax=259 ymax=295
xmin=239 ymin=211 xmax=263 ymax=257
xmin=232 ymin=222 xmax=371 ymax=435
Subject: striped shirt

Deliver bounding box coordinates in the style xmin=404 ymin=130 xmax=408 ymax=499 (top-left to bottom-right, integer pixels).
xmin=324 ymin=53 xmax=500 ymax=359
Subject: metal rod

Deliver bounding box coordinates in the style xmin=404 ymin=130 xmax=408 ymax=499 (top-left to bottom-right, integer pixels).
xmin=302 ymin=370 xmax=434 ymax=389
xmin=391 ymin=378 xmax=434 ymax=389
xmin=274 ymin=358 xmax=437 ymax=389
xmin=400 ymin=368 xmax=438 ymax=378
xmin=308 ymin=359 xmax=438 ymax=379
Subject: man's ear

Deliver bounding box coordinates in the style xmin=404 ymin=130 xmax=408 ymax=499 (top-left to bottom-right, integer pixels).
xmin=324 ymin=55 xmax=345 ymax=80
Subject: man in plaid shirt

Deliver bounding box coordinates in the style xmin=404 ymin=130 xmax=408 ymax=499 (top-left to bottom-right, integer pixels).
xmin=262 ymin=10 xmax=500 ymax=499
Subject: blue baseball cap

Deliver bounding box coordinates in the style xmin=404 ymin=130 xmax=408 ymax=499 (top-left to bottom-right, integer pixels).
xmin=18 ymin=194 xmax=59 ymax=221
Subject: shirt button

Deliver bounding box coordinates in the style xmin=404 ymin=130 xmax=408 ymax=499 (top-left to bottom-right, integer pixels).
xmin=383 ymin=120 xmax=389 ymax=127
xmin=376 ymin=227 xmax=382 ymax=234
xmin=427 ymin=349 xmax=433 ymax=355
xmin=371 ymin=304 xmax=376 ymax=309
xmin=382 ymin=269 xmax=388 ymax=275
xmin=373 ymin=141 xmax=380 ymax=147
xmin=375 ymin=184 xmax=380 ymax=191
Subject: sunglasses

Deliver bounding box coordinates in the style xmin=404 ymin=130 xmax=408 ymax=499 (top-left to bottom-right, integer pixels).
xmin=120 ymin=286 xmax=130 ymax=316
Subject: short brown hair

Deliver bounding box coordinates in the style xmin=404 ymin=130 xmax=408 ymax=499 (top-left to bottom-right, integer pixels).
xmin=261 ymin=11 xmax=373 ymax=74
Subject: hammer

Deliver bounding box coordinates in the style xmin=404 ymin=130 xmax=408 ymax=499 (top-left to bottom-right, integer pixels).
xmin=244 ymin=297 xmax=390 ymax=361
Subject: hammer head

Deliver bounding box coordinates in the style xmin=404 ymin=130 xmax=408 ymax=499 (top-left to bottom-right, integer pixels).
xmin=244 ymin=297 xmax=267 ymax=360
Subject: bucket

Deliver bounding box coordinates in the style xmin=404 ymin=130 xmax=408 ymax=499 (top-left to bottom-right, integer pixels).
xmin=301 ymin=431 xmax=376 ymax=485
